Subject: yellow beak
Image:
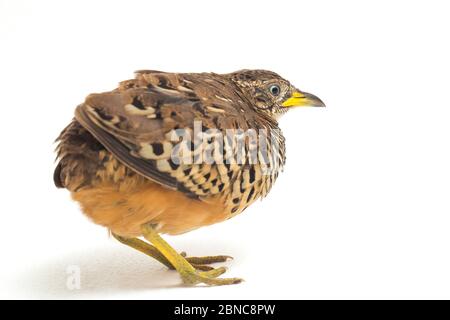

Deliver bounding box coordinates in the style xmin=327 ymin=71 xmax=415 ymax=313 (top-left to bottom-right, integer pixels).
xmin=282 ymin=91 xmax=326 ymax=108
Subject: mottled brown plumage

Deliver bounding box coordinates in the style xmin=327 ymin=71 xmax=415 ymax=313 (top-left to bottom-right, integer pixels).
xmin=54 ymin=69 xmax=324 ymax=285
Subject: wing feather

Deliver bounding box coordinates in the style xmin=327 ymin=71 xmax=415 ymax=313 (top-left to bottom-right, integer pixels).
xmin=74 ymin=72 xmax=260 ymax=199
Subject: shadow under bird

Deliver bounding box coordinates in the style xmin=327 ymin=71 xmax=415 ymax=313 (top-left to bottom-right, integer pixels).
xmin=54 ymin=69 xmax=325 ymax=286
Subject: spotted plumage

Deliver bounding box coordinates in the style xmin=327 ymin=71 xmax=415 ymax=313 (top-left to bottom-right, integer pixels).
xmin=54 ymin=69 xmax=324 ymax=286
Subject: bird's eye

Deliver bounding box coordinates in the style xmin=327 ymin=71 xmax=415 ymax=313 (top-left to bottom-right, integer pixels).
xmin=269 ymin=85 xmax=280 ymax=96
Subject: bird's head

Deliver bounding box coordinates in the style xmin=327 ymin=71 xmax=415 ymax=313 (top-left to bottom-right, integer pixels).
xmin=229 ymin=69 xmax=325 ymax=119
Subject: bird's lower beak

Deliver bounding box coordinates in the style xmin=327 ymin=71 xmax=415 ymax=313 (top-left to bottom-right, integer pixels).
xmin=282 ymin=91 xmax=326 ymax=108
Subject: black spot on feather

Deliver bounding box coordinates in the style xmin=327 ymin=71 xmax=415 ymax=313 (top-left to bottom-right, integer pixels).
xmin=249 ymin=166 xmax=256 ymax=183
xmin=95 ymin=108 xmax=114 ymax=121
xmin=246 ymin=187 xmax=255 ymax=203
xmin=158 ymin=77 xmax=170 ymax=88
xmin=152 ymin=143 xmax=164 ymax=156
xmin=132 ymin=97 xmax=145 ymax=110
xmin=193 ymin=102 xmax=207 ymax=116
xmin=169 ymin=160 xmax=179 ymax=170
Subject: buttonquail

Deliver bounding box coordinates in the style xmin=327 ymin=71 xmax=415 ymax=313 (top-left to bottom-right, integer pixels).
xmin=54 ymin=69 xmax=325 ymax=286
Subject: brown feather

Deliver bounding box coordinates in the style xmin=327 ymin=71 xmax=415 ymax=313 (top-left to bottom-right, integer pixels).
xmin=54 ymin=70 xmax=287 ymax=236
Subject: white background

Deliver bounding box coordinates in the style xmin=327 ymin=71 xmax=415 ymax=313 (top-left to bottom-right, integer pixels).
xmin=1 ymin=0 xmax=449 ymax=299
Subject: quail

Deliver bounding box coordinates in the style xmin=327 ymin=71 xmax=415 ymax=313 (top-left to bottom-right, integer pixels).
xmin=54 ymin=69 xmax=325 ymax=286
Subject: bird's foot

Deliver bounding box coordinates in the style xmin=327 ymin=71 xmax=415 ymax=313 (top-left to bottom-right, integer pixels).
xmin=174 ymin=252 xmax=241 ymax=285
xmin=141 ymin=224 xmax=243 ymax=286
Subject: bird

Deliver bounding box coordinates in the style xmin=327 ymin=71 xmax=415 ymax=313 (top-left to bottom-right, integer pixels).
xmin=54 ymin=69 xmax=325 ymax=286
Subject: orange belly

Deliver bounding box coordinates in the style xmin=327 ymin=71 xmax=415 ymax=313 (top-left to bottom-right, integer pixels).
xmin=71 ymin=180 xmax=230 ymax=237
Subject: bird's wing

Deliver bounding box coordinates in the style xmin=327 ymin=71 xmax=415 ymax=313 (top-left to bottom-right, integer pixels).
xmin=75 ymin=71 xmax=273 ymax=199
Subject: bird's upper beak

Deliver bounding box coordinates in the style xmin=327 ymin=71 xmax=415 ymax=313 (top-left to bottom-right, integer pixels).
xmin=282 ymin=90 xmax=326 ymax=108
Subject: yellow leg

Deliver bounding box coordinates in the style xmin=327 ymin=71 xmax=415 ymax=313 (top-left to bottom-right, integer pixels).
xmin=141 ymin=224 xmax=243 ymax=286
xmin=112 ymin=233 xmax=229 ymax=272
xmin=112 ymin=233 xmax=173 ymax=269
